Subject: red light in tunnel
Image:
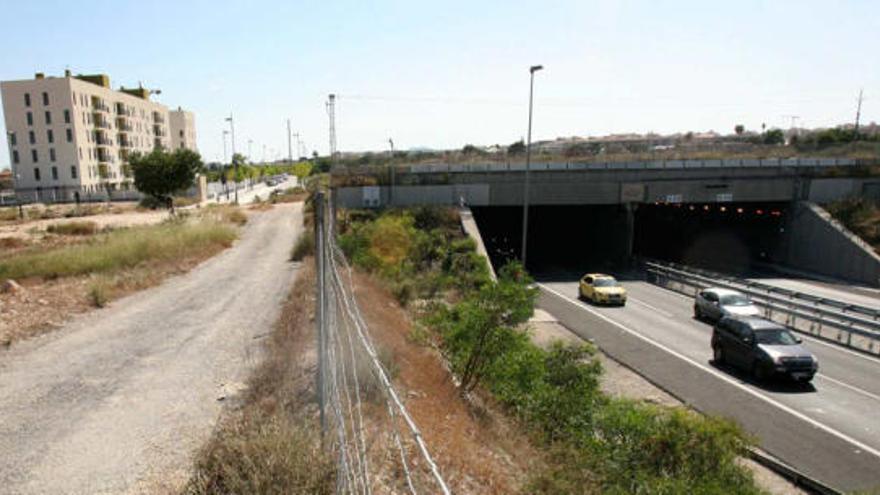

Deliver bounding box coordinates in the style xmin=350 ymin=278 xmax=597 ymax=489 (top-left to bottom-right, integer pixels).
xmin=771 ymin=210 xmax=782 ymax=216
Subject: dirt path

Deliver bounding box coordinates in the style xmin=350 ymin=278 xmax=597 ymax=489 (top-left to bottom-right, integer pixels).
xmin=0 ymin=203 xmax=303 ymax=494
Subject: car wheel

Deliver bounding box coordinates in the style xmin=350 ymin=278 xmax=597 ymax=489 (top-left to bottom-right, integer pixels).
xmin=713 ymin=346 xmax=725 ymax=364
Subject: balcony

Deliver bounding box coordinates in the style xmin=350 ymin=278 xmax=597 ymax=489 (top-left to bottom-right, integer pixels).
xmin=153 ymin=125 xmax=166 ymax=137
xmin=154 ymin=138 xmax=163 ymax=149
xmin=96 ymin=149 xmax=111 ymax=163
xmin=96 ymin=134 xmax=112 ymax=146
xmin=119 ymin=136 xmax=132 ymax=148
xmin=152 ymin=112 xmax=165 ymax=124
xmin=115 ymin=103 xmax=131 ymax=116
xmin=119 ymin=149 xmax=130 ymax=160
xmin=91 ymin=98 xmax=110 ymax=113
xmin=94 ymin=117 xmax=112 ymax=130
xmin=117 ymin=119 xmax=133 ymax=132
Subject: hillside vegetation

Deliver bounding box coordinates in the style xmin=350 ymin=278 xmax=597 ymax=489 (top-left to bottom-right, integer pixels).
xmin=337 ymin=206 xmax=764 ymax=494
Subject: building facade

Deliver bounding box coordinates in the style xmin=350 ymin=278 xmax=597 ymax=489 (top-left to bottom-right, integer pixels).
xmin=1 ymin=71 xmax=197 ymax=202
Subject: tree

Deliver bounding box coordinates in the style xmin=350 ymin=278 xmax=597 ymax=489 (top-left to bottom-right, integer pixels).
xmin=763 ymin=129 xmax=785 ymax=145
xmin=734 ymin=124 xmax=745 ymax=135
xmin=507 ymin=139 xmax=526 ymax=154
xmin=129 ymin=148 xmax=203 ymax=210
xmin=292 ymin=161 xmax=313 ymax=181
xmin=462 ymin=144 xmax=482 ymax=155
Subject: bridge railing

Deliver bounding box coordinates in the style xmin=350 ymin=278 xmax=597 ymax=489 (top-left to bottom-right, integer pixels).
xmin=642 ymin=260 xmax=880 ymax=355
xmin=404 ymin=157 xmax=860 ymax=174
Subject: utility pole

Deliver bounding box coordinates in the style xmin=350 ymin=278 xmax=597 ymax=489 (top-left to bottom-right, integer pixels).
xmin=327 ymin=94 xmax=337 ymax=165
xmin=247 ymin=139 xmax=253 ymax=162
xmin=225 ymin=114 xmax=237 ymax=204
xmin=389 ymin=138 xmax=395 ymax=206
xmin=287 ymin=118 xmax=293 ymax=163
xmin=222 ymin=130 xmax=229 ymax=164
xmin=520 ymin=65 xmax=544 ymax=268
xmin=855 ymin=89 xmax=864 ymax=137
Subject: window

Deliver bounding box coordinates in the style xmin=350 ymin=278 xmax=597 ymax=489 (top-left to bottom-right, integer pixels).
xmin=51 ymin=166 xmax=58 ymax=180
xmin=27 ymin=111 xmax=33 ymax=126
xmin=24 ymin=93 xmax=31 ymax=107
xmin=70 ymin=165 xmax=78 ymax=179
xmin=8 ymin=132 xmax=15 ymax=146
xmin=47 ymin=129 xmax=54 ymax=143
xmin=50 ymin=148 xmax=56 ymax=162
xmin=34 ymin=167 xmax=40 ymax=181
xmin=66 ymin=128 xmax=73 ymax=142
xmin=179 ymin=130 xmax=184 ymax=137
xmin=29 ymin=131 xmax=35 ymax=144
xmin=64 ymin=109 xmax=71 ymax=124
xmin=45 ymin=111 xmax=52 ymax=124
xmin=12 ymin=150 xmax=19 ymax=164
xmin=42 ymin=92 xmax=49 ymax=106
xmin=31 ymin=149 xmax=38 ymax=162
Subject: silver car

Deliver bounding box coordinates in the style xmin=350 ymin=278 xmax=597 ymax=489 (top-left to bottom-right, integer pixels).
xmin=694 ymin=288 xmax=762 ymax=322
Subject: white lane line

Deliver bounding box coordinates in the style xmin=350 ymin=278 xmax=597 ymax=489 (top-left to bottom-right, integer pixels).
xmin=538 ymin=283 xmax=880 ymax=461
xmin=641 ymin=281 xmax=880 ymax=365
xmin=627 ymin=297 xmax=675 ymax=318
xmin=816 ymin=374 xmax=880 ymax=403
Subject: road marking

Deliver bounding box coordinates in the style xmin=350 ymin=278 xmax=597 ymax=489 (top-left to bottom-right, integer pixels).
xmin=627 ymin=297 xmax=675 ymax=318
xmin=538 ymin=283 xmax=880 ymax=461
xmin=816 ymin=373 xmax=880 ymax=403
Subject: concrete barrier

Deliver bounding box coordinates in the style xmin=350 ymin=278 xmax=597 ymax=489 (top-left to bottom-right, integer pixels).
xmin=780 ymin=202 xmax=880 ymax=287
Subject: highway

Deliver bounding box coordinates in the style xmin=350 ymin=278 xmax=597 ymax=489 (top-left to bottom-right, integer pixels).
xmin=537 ymin=273 xmax=880 ymax=492
xmin=752 ymin=276 xmax=880 ymax=309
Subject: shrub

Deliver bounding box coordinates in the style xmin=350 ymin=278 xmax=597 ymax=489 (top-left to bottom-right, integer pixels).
xmin=87 ymin=279 xmax=110 ymax=307
xmin=290 ymin=231 xmax=314 ymax=261
xmin=46 ymin=221 xmax=99 ymax=236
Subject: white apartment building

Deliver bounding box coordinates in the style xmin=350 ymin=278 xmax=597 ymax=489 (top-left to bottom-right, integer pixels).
xmin=1 ymin=71 xmax=197 ymax=202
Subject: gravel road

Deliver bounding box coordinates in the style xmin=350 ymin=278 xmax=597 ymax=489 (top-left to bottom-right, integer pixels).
xmin=0 ymin=203 xmax=303 ymax=494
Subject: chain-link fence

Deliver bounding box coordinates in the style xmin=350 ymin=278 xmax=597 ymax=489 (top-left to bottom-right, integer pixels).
xmin=314 ymin=191 xmax=451 ymax=494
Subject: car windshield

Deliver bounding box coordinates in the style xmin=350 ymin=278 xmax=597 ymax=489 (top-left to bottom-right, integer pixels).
xmin=720 ymin=294 xmax=750 ymax=306
xmin=755 ymin=329 xmax=799 ymax=345
xmin=593 ymin=278 xmax=617 ymax=287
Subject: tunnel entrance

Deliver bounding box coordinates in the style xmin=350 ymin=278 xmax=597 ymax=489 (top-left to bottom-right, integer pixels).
xmin=471 ymin=202 xmax=790 ymax=277
xmin=633 ymin=202 xmax=789 ymax=273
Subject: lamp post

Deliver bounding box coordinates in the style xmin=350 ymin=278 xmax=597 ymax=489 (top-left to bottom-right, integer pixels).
xmin=225 ymin=114 xmax=237 ymax=203
xmin=388 ymin=138 xmax=395 ymax=206
xmin=520 ymin=64 xmax=543 ymax=268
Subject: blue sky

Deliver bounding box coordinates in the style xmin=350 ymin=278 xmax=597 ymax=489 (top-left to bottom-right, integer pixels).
xmin=1 ymin=0 xmax=878 ymax=168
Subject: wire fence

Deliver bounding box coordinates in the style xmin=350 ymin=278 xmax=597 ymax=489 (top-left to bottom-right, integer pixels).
xmin=314 ymin=191 xmax=451 ymax=494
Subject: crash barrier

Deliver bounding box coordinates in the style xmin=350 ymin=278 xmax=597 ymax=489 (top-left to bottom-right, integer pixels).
xmin=643 ymin=260 xmax=880 ymax=355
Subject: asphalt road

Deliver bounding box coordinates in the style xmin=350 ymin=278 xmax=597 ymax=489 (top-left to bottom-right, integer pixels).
xmin=538 ymin=273 xmax=880 ymax=492
xmin=0 ymin=203 xmax=303 ymax=494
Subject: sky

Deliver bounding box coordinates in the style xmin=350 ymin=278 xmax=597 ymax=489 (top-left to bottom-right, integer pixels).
xmin=0 ymin=0 xmax=878 ymax=169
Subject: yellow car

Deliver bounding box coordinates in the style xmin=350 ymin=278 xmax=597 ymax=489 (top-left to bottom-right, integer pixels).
xmin=578 ymin=273 xmax=627 ymax=306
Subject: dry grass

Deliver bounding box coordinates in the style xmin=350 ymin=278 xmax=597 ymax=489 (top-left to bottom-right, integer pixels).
xmin=0 ymin=237 xmax=27 ymax=249
xmin=185 ymin=259 xmax=336 ymax=494
xmin=46 ymin=221 xmax=99 ymax=236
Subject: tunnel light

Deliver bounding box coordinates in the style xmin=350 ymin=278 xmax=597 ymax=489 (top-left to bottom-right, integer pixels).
xmin=720 ymin=206 xmax=727 ymax=212
xmin=756 ymin=209 xmax=764 ymax=215
xmin=770 ymin=210 xmax=782 ymax=217
xmin=703 ymin=205 xmax=710 ymax=211
xmin=689 ymin=205 xmax=695 ymax=211
xmin=736 ymin=207 xmax=744 ymax=214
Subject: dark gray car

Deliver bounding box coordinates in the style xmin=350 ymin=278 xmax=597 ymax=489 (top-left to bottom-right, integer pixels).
xmin=711 ymin=317 xmax=818 ymax=382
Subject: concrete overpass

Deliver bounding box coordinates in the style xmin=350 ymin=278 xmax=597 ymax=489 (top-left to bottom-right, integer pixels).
xmin=334 ymin=157 xmax=877 ymax=208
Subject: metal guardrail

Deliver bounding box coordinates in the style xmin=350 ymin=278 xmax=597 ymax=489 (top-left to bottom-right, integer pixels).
xmin=643 ymin=260 xmax=880 ymax=355
xmin=405 ymin=157 xmax=861 ymax=174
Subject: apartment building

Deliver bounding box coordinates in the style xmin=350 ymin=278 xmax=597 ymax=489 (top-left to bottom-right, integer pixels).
xmin=1 ymin=71 xmax=197 ymax=202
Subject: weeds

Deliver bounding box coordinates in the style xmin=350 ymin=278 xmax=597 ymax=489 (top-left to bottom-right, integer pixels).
xmin=290 ymin=230 xmax=315 ymax=261
xmin=87 ymin=279 xmax=110 ymax=307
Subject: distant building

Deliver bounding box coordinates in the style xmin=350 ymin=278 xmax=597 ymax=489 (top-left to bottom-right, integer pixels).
xmin=1 ymin=71 xmax=197 ymax=202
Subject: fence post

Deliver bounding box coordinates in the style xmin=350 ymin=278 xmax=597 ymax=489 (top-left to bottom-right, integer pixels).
xmin=314 ymin=190 xmax=327 ymax=441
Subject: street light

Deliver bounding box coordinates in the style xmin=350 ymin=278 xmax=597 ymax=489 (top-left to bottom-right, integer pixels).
xmin=520 ymin=64 xmax=543 ymax=268
xmin=225 ymin=114 xmax=237 ymax=203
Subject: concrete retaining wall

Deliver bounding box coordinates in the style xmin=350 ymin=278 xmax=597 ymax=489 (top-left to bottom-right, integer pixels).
xmin=781 ymin=202 xmax=880 ymax=287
